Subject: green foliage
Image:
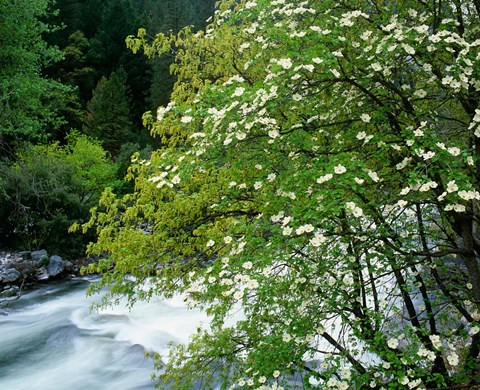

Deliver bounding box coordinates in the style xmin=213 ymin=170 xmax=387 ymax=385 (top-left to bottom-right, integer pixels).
xmin=0 ymin=133 xmax=117 ymax=257
xmin=0 ymin=0 xmax=72 ymax=153
xmin=135 ymin=0 xmax=216 ymax=109
xmin=43 ymin=0 xmax=153 ymax=137
xmin=85 ymin=67 xmax=134 ymax=155
xmin=63 ymin=132 xmax=120 ymax=200
xmin=135 ymin=0 xmax=215 ymax=34
xmin=41 ymin=0 xmax=216 ymax=146
xmin=81 ymin=0 xmax=480 ymax=389
xmin=114 ymin=142 xmax=153 ymax=192
xmin=59 ymin=31 xmax=96 ymax=98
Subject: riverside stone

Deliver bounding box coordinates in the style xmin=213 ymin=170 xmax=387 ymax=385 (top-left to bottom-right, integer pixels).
xmin=0 ymin=249 xmax=96 ymax=288
xmin=0 ymin=269 xmax=21 ymax=284
xmin=36 ymin=267 xmax=50 ymax=281
xmin=64 ymin=261 xmax=74 ymax=272
xmin=31 ymin=249 xmax=48 ymax=264
xmin=0 ymin=285 xmax=19 ymax=298
xmin=47 ymin=255 xmax=65 ymax=277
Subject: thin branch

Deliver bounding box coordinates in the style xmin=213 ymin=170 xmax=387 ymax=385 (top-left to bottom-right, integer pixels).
xmin=321 ymin=331 xmax=367 ymax=374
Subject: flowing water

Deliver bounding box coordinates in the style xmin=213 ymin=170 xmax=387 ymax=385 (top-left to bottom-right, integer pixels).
xmin=0 ymin=277 xmax=209 ymax=390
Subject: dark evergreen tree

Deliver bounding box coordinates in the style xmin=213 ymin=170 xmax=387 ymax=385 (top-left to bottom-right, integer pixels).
xmin=139 ymin=0 xmax=216 ymax=109
xmin=47 ymin=30 xmax=92 ymax=134
xmin=44 ymin=0 xmax=151 ymax=134
xmin=41 ymin=0 xmax=216 ymax=146
xmin=191 ymin=0 xmax=215 ymax=26
xmin=87 ymin=0 xmax=134 ymax=75
xmin=77 ymin=0 xmax=104 ymax=39
xmin=60 ymin=31 xmax=96 ymax=100
xmin=44 ymin=0 xmax=86 ymax=48
xmin=85 ymin=67 xmax=133 ymax=155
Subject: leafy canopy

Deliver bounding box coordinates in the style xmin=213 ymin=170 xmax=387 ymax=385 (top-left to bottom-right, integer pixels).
xmin=0 ymin=0 xmax=71 ymax=152
xmin=81 ymin=0 xmax=480 ymax=388
xmin=1 ymin=133 xmax=117 ymax=256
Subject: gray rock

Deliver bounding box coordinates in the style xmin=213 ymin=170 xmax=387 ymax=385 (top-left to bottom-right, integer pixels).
xmin=4 ymin=252 xmax=27 ymax=264
xmin=31 ymin=249 xmax=48 ymax=264
xmin=64 ymin=261 xmax=74 ymax=272
xmin=0 ymin=269 xmax=22 ymax=284
xmin=0 ymin=285 xmax=19 ymax=298
xmin=0 ymin=252 xmax=8 ymax=266
xmin=36 ymin=266 xmax=50 ymax=281
xmin=47 ymin=255 xmax=65 ymax=277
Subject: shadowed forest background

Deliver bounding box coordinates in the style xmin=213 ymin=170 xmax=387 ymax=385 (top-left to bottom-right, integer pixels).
xmin=0 ymin=0 xmax=215 ymax=257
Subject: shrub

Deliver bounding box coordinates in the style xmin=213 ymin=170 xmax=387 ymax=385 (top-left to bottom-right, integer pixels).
xmin=0 ymin=133 xmax=117 ymax=257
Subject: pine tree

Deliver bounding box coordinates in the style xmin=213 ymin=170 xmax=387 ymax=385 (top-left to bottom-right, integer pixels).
xmin=141 ymin=0 xmax=215 ymax=109
xmin=85 ymin=67 xmax=133 ymax=155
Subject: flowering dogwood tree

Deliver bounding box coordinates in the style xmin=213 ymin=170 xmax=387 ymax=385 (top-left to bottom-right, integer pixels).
xmin=78 ymin=0 xmax=480 ymax=388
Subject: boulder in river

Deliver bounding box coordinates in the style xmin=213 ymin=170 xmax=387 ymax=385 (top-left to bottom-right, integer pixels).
xmin=0 ymin=285 xmax=20 ymax=298
xmin=47 ymin=255 xmax=66 ymax=277
xmin=36 ymin=266 xmax=50 ymax=281
xmin=0 ymin=268 xmax=22 ymax=284
xmin=31 ymin=250 xmax=48 ymax=264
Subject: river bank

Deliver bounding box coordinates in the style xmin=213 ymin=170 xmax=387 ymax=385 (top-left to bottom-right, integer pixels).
xmin=0 ymin=249 xmax=95 ymax=305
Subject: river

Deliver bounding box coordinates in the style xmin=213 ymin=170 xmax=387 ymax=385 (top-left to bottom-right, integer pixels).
xmin=0 ymin=277 xmax=209 ymax=390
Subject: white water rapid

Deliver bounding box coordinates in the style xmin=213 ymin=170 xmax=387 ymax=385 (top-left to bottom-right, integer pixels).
xmin=0 ymin=277 xmax=209 ymax=390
